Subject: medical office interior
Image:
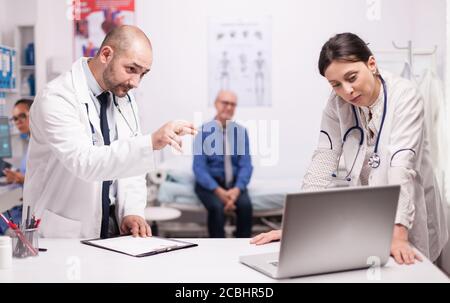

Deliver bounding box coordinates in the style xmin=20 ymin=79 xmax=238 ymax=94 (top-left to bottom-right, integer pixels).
xmin=1 ymin=0 xmax=450 ymax=283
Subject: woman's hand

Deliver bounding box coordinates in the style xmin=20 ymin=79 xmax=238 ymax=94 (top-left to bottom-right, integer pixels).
xmin=3 ymin=169 xmax=25 ymax=185
xmin=250 ymin=230 xmax=282 ymax=245
xmin=390 ymin=224 xmax=423 ymax=265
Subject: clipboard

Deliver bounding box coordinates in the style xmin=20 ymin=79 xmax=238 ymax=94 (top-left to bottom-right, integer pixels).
xmin=81 ymin=235 xmax=198 ymax=257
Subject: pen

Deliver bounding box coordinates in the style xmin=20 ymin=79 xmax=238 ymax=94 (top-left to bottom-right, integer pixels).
xmin=30 ymin=216 xmax=35 ymax=229
xmin=6 ymin=210 xmax=13 ymax=222
xmin=25 ymin=206 xmax=30 ymax=229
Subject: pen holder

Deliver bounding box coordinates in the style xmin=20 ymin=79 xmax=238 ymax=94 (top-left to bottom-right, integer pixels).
xmin=11 ymin=228 xmax=39 ymax=258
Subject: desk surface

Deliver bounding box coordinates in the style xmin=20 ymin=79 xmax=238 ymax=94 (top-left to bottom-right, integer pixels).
xmin=1 ymin=238 xmax=448 ymax=283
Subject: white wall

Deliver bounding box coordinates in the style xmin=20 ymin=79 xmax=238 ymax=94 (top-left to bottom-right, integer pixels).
xmin=134 ymin=0 xmax=447 ymax=179
xmin=34 ymin=0 xmax=73 ymax=90
xmin=410 ymin=0 xmax=447 ymax=79
xmin=0 ymin=0 xmax=37 ymax=45
xmin=0 ymin=0 xmax=5 ymax=44
xmin=1 ymin=0 xmax=446 ymax=180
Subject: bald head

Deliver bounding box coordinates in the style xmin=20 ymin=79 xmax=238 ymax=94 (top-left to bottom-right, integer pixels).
xmin=99 ymin=25 xmax=152 ymax=57
xmin=215 ymin=90 xmax=237 ymax=104
xmin=215 ymin=90 xmax=238 ymax=125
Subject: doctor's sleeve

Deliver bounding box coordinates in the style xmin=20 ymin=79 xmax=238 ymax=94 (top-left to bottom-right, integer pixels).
xmin=302 ymin=99 xmax=342 ymax=191
xmin=31 ymin=92 xmax=155 ymax=182
xmin=119 ymin=174 xmax=148 ymax=220
xmin=387 ymin=87 xmax=425 ymax=229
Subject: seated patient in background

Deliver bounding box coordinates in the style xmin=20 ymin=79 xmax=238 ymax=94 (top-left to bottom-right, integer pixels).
xmin=193 ymin=90 xmax=253 ymax=238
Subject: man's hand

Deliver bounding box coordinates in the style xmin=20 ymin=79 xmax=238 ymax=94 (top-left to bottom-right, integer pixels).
xmin=390 ymin=224 xmax=423 ymax=265
xmin=152 ymin=120 xmax=197 ymax=152
xmin=3 ymin=169 xmax=25 ymax=185
xmin=224 ymin=188 xmax=240 ymax=212
xmin=120 ymin=215 xmax=152 ymax=238
xmin=224 ymin=201 xmax=236 ymax=212
xmin=227 ymin=187 xmax=241 ymax=203
xmin=214 ymin=187 xmax=230 ymax=204
xmin=214 ymin=187 xmax=236 ymax=212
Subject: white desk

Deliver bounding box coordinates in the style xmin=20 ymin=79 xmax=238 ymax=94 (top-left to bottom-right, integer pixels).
xmin=0 ymin=238 xmax=448 ymax=283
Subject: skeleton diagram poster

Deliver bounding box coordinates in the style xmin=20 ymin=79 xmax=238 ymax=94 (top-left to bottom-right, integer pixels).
xmin=208 ymin=17 xmax=272 ymax=107
xmin=73 ymin=0 xmax=135 ymax=60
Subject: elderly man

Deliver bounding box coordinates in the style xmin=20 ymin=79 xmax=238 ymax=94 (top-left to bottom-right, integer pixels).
xmin=193 ymin=91 xmax=253 ymax=238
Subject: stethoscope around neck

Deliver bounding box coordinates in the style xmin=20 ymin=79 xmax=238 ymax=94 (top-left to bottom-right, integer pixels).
xmin=113 ymin=93 xmax=139 ymax=137
xmin=331 ymin=76 xmax=388 ymax=183
xmin=86 ymin=93 xmax=139 ymax=145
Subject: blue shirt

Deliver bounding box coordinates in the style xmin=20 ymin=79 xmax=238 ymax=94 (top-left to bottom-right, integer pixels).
xmin=0 ymin=206 xmax=22 ymax=234
xmin=0 ymin=141 xmax=28 ymax=234
xmin=20 ymin=148 xmax=28 ymax=176
xmin=193 ymin=120 xmax=253 ymax=191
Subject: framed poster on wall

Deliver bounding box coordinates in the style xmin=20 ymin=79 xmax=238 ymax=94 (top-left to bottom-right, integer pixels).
xmin=73 ymin=0 xmax=136 ymax=60
xmin=208 ymin=17 xmax=272 ymax=107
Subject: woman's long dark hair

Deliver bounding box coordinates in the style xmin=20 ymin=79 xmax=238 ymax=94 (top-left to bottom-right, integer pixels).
xmin=318 ymin=33 xmax=374 ymax=76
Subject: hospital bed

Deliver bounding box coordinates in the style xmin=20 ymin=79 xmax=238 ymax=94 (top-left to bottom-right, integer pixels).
xmin=149 ymin=156 xmax=301 ymax=237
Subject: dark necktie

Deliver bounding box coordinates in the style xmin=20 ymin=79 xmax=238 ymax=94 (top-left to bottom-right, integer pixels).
xmin=97 ymin=92 xmax=112 ymax=238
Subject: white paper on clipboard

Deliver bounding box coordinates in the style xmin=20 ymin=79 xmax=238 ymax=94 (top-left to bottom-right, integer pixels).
xmin=83 ymin=236 xmax=197 ymax=257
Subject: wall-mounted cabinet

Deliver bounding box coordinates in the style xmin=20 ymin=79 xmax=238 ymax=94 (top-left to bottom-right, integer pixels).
xmin=0 ymin=44 xmax=17 ymax=92
xmin=0 ymin=44 xmax=17 ymax=117
xmin=14 ymin=25 xmax=36 ymax=100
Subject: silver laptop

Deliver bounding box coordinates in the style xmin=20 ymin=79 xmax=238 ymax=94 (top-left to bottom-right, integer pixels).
xmin=240 ymin=185 xmax=400 ymax=279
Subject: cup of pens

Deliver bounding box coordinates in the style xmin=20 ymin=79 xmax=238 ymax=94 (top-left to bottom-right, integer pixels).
xmin=0 ymin=207 xmax=41 ymax=258
xmin=11 ymin=228 xmax=39 ymax=258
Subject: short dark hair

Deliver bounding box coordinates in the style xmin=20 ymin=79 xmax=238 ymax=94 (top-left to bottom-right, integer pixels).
xmin=318 ymin=33 xmax=373 ymax=76
xmin=14 ymin=99 xmax=33 ymax=110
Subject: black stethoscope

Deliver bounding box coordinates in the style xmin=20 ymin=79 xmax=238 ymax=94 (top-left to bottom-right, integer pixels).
xmin=331 ymin=76 xmax=388 ymax=182
xmin=86 ymin=93 xmax=139 ymax=145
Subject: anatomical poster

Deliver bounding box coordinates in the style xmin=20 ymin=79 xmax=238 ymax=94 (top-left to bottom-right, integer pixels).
xmin=208 ymin=17 xmax=272 ymax=107
xmin=73 ymin=0 xmax=135 ymax=60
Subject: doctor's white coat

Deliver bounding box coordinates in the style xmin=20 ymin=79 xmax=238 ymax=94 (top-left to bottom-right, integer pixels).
xmin=23 ymin=58 xmax=155 ymax=239
xmin=303 ymin=71 xmax=448 ymax=261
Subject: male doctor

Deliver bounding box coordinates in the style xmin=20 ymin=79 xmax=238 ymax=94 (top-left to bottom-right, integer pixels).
xmin=23 ymin=25 xmax=196 ymax=239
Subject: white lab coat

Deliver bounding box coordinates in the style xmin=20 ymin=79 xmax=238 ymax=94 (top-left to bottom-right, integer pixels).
xmin=303 ymin=71 xmax=448 ymax=261
xmin=23 ymin=58 xmax=155 ymax=239
xmin=419 ymin=68 xmax=447 ymax=193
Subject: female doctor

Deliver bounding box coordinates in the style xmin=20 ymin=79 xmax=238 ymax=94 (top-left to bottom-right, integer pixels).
xmin=251 ymin=33 xmax=448 ymax=265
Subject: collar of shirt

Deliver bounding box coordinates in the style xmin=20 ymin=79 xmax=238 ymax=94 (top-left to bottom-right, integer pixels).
xmin=359 ymin=86 xmax=384 ymax=135
xmin=214 ymin=119 xmax=234 ymax=134
xmin=82 ymin=58 xmax=105 ymax=97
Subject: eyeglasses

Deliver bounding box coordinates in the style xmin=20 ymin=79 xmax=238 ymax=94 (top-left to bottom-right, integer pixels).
xmin=10 ymin=113 xmax=28 ymax=122
xmin=219 ymin=100 xmax=237 ymax=108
